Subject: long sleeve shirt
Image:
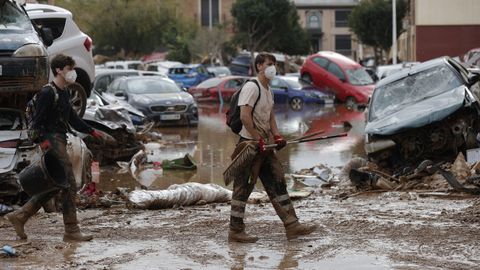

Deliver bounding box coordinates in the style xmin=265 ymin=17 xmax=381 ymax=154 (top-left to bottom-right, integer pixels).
xmin=32 ymin=82 xmax=93 ymax=140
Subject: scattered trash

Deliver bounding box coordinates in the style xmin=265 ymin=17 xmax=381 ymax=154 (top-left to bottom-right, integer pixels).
xmin=0 ymin=204 xmax=13 ymax=215
xmin=128 ymin=183 xmax=232 ymax=209
xmin=162 ymin=154 xmax=197 ymax=170
xmin=1 ymin=245 xmax=16 ymax=257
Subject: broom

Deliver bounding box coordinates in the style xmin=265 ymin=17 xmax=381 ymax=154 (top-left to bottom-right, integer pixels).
xmin=223 ymin=132 xmax=348 ymax=185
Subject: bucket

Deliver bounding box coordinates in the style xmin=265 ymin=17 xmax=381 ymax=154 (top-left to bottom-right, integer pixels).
xmin=19 ymin=150 xmax=68 ymax=197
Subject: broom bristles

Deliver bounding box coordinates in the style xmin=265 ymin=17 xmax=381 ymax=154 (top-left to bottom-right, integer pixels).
xmin=223 ymin=142 xmax=258 ymax=186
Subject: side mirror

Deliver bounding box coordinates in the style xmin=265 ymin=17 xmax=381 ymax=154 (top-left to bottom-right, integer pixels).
xmin=40 ymin=27 xmax=54 ymax=47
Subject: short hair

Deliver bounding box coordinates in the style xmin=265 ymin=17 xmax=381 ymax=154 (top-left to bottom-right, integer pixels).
xmin=50 ymin=54 xmax=75 ymax=76
xmin=254 ymin=52 xmax=276 ymax=73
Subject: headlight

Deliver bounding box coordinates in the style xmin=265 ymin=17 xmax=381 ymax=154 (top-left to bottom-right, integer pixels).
xmin=13 ymin=43 xmax=47 ymax=57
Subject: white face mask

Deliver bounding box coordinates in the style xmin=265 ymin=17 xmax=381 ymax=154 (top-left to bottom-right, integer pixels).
xmin=65 ymin=70 xmax=77 ymax=83
xmin=264 ymin=65 xmax=276 ymax=80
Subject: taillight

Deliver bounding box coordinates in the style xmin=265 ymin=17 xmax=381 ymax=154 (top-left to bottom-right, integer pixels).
xmin=0 ymin=140 xmax=19 ymax=148
xmin=84 ymin=37 xmax=92 ymax=52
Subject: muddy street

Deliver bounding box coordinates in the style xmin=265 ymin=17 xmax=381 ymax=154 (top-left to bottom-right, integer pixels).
xmin=2 ymin=104 xmax=480 ymax=269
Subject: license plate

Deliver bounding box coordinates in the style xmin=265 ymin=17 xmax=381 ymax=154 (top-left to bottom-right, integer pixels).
xmin=160 ymin=114 xmax=181 ymax=120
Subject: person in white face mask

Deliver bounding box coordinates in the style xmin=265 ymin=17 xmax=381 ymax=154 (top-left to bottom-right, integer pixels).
xmin=6 ymin=54 xmax=102 ymax=242
xmin=228 ymin=52 xmax=318 ymax=243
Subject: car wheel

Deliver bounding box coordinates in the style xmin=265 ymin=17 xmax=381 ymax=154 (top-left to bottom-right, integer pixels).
xmin=290 ymin=97 xmax=304 ymax=111
xmin=67 ymin=82 xmax=87 ymax=117
xmin=345 ymin=96 xmax=357 ymax=109
xmin=301 ymin=73 xmax=312 ymax=84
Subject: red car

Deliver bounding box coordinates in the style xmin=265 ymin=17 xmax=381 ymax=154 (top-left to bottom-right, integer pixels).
xmin=188 ymin=76 xmax=249 ymax=102
xmin=300 ymin=51 xmax=375 ymax=106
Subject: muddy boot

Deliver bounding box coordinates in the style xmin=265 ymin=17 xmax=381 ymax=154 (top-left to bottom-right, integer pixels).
xmin=285 ymin=221 xmax=318 ymax=240
xmin=63 ymin=224 xmax=93 ymax=242
xmin=5 ymin=201 xmax=41 ymax=239
xmin=228 ymin=230 xmax=258 ymax=243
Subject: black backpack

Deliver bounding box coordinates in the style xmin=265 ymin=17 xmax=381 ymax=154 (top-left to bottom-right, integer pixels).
xmin=25 ymin=83 xmax=58 ymax=130
xmin=226 ymin=79 xmax=261 ymax=134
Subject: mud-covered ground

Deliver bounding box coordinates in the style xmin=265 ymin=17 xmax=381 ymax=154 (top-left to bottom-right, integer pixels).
xmin=2 ymin=191 xmax=480 ymax=269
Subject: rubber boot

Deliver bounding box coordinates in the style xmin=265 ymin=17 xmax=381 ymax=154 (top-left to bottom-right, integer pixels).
xmin=63 ymin=224 xmax=93 ymax=242
xmin=5 ymin=201 xmax=41 ymax=239
xmin=285 ymin=221 xmax=318 ymax=240
xmin=63 ymin=205 xmax=93 ymax=242
xmin=228 ymin=230 xmax=259 ymax=243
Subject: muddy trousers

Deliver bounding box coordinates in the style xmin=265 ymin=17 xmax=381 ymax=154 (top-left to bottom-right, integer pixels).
xmin=20 ymin=133 xmax=81 ymax=233
xmin=229 ymin=152 xmax=298 ymax=232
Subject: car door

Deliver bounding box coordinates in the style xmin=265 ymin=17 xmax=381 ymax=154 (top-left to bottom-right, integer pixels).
xmin=310 ymin=56 xmax=330 ymax=88
xmin=270 ymin=78 xmax=289 ymax=104
xmin=325 ymin=61 xmax=348 ymax=98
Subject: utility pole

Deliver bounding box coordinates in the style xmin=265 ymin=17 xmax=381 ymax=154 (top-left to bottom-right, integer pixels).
xmin=392 ymin=0 xmax=397 ymax=64
xmin=208 ymin=0 xmax=212 ymax=31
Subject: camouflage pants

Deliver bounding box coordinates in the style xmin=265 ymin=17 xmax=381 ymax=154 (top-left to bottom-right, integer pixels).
xmin=28 ymin=133 xmax=79 ymax=226
xmin=229 ymin=138 xmax=298 ymax=232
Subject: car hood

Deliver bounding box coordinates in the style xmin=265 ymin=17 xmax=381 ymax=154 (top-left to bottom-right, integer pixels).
xmin=365 ymin=86 xmax=467 ymax=135
xmin=0 ymin=32 xmax=40 ymax=51
xmin=131 ymin=92 xmax=193 ymax=105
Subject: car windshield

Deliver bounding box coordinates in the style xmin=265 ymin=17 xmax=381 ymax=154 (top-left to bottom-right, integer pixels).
xmin=0 ymin=110 xmax=22 ymax=130
xmin=0 ymin=2 xmax=32 ymax=32
xmin=369 ymin=64 xmax=463 ymax=121
xmin=345 ymin=68 xmax=374 ymax=85
xmin=126 ymin=79 xmax=181 ymax=94
xmin=197 ymin=78 xmax=222 ymax=88
xmin=169 ymin=67 xmax=192 ymax=75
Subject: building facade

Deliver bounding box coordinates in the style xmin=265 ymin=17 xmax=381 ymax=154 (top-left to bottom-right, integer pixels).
xmin=400 ymin=0 xmax=480 ymax=62
xmin=294 ymin=0 xmax=361 ymax=60
xmin=180 ymin=0 xmax=235 ymax=32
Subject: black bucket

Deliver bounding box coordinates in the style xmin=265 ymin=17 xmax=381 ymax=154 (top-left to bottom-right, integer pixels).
xmin=19 ymin=150 xmax=68 ymax=197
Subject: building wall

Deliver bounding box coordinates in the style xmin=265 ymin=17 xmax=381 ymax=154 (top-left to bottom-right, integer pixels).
xmin=400 ymin=0 xmax=480 ymax=62
xmin=415 ymin=0 xmax=480 ymax=26
xmin=416 ymin=25 xmax=480 ymax=61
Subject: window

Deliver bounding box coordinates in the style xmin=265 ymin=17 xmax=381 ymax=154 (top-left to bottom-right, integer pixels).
xmin=307 ymin=13 xmax=320 ymax=29
xmin=94 ymin=76 xmax=110 ymax=92
xmin=31 ymin=18 xmax=66 ymax=39
xmin=335 ymin=35 xmax=351 ymax=56
xmin=327 ymin=62 xmax=346 ymax=81
xmin=312 ymin=57 xmax=329 ymax=69
xmin=201 ymin=0 xmax=219 ymax=27
xmin=335 ymin=10 xmax=350 ymax=28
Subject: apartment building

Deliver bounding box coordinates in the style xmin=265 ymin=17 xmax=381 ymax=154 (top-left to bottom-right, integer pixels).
xmin=294 ymin=0 xmax=361 ymax=59
xmin=400 ymin=0 xmax=480 ymax=62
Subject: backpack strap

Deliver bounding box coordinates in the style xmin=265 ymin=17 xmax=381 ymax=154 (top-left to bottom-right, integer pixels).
xmin=248 ymin=79 xmax=261 ymax=112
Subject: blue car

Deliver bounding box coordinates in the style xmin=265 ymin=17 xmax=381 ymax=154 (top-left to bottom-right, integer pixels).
xmin=168 ymin=64 xmax=213 ymax=89
xmin=270 ymin=76 xmax=335 ymax=110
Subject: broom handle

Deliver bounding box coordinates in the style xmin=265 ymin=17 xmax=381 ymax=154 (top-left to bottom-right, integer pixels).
xmin=292 ymin=130 xmax=324 ymax=141
xmin=265 ymin=132 xmax=348 ymax=148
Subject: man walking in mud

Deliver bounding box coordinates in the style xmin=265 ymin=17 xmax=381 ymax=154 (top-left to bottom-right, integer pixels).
xmin=228 ymin=52 xmax=317 ymax=242
xmin=6 ymin=54 xmax=102 ymax=241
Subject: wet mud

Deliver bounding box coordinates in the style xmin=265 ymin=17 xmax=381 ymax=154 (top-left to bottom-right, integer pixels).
xmin=2 ymin=104 xmax=479 ymax=269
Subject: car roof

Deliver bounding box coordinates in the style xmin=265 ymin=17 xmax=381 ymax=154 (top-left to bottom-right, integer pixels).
xmin=25 ymin=3 xmax=72 ymax=18
xmin=312 ymin=51 xmax=360 ymax=68
xmin=95 ymin=68 xmax=140 ymax=76
xmin=376 ymin=57 xmax=451 ymax=87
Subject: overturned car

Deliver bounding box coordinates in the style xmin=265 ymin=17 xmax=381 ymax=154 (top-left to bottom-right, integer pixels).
xmin=365 ymin=57 xmax=480 ymax=170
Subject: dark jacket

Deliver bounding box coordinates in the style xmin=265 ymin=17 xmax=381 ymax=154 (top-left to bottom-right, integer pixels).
xmin=32 ymin=82 xmax=92 ymax=140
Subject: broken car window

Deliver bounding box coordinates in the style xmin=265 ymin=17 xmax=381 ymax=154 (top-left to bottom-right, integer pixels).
xmin=0 ymin=1 xmax=31 ymax=31
xmin=369 ymin=64 xmax=463 ymax=121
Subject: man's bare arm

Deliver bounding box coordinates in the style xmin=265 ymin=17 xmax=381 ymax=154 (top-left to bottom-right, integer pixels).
xmin=240 ymin=105 xmax=261 ymax=140
xmin=269 ymin=110 xmax=281 ymax=137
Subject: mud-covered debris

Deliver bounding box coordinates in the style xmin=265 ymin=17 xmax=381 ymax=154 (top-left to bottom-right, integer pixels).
xmin=451 ymin=152 xmax=471 ymax=180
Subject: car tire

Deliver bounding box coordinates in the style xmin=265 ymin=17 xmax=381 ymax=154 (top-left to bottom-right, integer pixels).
xmin=345 ymin=96 xmax=357 ymax=109
xmin=301 ymin=73 xmax=312 ymax=84
xmin=290 ymin=97 xmax=304 ymax=111
xmin=66 ymin=82 xmax=87 ymax=117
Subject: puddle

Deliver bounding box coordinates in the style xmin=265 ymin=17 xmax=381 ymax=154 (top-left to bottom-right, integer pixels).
xmin=98 ymin=104 xmax=365 ymax=191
